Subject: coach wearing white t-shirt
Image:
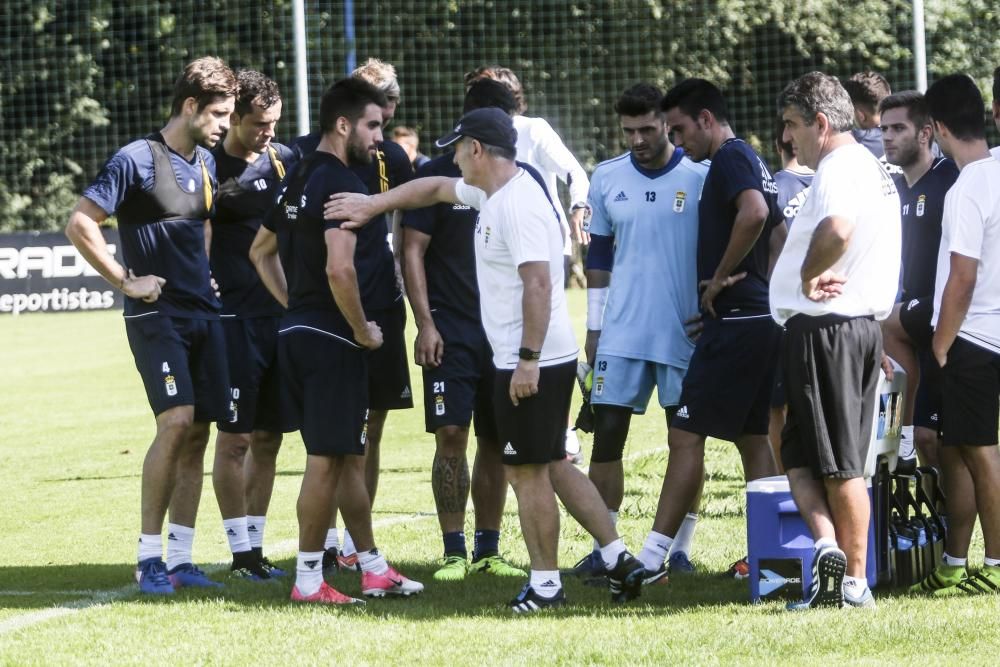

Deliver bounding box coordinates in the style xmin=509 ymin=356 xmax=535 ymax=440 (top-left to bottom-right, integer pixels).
xmin=772 ymin=72 xmax=901 ymax=610
xmin=322 ymin=107 xmax=646 ymax=612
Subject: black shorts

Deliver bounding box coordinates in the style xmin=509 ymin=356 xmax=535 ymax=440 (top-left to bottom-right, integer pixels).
xmin=770 ymin=330 xmax=787 ymax=409
xmin=125 ymin=313 xmax=230 ymax=422
xmin=422 ymin=311 xmax=497 ymax=440
xmin=672 ymin=314 xmax=781 ymax=441
xmin=899 ymin=296 xmax=934 ymax=349
xmin=914 ymin=349 xmax=943 ymax=435
xmin=279 ymin=329 xmax=369 ymax=457
xmin=780 ymin=314 xmax=881 ymax=479
xmin=368 ymin=300 xmax=413 ymax=411
xmin=218 ymin=316 xmax=283 ymax=434
xmin=941 ymin=336 xmax=1000 ymax=447
xmin=494 ymin=360 xmax=576 ymax=466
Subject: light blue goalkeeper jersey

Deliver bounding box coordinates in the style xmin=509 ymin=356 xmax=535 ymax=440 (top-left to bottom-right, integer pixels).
xmin=588 ymin=147 xmax=708 ymax=366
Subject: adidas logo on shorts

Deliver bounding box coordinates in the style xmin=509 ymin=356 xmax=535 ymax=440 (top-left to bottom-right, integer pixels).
xmin=503 ymin=443 xmax=518 ymax=456
xmin=400 ymin=386 xmax=412 ymax=399
xmin=676 ymin=405 xmax=689 ymax=419
xmin=613 ymin=190 xmax=628 ymax=202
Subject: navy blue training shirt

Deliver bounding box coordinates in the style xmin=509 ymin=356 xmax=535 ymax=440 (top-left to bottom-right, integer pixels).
xmin=697 ymin=138 xmax=780 ymax=315
xmin=210 ymin=142 xmax=297 ymax=318
xmin=774 ymin=168 xmax=813 ymax=229
xmin=264 ymin=151 xmax=396 ymax=342
xmin=83 ymin=133 xmax=220 ymax=319
xmin=400 ymin=154 xmax=480 ymax=320
xmin=895 ymin=157 xmax=959 ymax=302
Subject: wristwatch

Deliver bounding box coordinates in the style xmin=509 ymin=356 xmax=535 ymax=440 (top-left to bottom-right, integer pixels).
xmin=518 ymin=347 xmax=541 ymax=361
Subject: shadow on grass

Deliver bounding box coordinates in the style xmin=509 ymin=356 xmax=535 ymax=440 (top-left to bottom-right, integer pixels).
xmin=0 ymin=559 xmax=767 ymax=619
xmin=43 ymin=466 xmax=425 ymax=484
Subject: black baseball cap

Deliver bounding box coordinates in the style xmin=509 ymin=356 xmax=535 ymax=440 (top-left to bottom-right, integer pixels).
xmin=435 ymin=107 xmax=517 ymax=152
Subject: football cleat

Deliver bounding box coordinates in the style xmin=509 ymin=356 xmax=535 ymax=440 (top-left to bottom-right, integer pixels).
xmin=361 ymin=565 xmax=424 ymax=597
xmin=135 ymin=557 xmax=174 ymax=595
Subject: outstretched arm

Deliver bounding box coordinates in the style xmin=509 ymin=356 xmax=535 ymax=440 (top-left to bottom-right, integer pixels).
xmin=324 ymin=176 xmax=461 ymax=229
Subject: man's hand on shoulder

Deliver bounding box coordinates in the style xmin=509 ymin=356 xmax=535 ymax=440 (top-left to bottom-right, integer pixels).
xmin=325 ymin=192 xmax=377 ymax=230
xmin=122 ymin=269 xmax=166 ymax=303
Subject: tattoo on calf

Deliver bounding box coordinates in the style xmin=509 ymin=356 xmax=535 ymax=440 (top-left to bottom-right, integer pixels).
xmin=432 ymin=455 xmax=470 ymax=513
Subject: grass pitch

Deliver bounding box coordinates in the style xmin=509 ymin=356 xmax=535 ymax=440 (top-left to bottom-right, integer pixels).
xmin=2 ymin=296 xmax=999 ymax=665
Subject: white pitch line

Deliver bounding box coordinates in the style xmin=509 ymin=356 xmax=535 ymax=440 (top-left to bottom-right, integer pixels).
xmin=0 ymin=447 xmax=671 ymax=638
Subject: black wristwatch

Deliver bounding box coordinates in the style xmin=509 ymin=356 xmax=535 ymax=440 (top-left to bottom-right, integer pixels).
xmin=518 ymin=347 xmax=541 ymax=361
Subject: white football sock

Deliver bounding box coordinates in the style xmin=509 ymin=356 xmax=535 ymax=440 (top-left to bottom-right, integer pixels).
xmin=223 ymin=517 xmax=251 ymax=554
xmin=295 ymin=551 xmax=325 ymax=596
xmin=942 ymin=552 xmax=967 ymax=567
xmin=342 ymin=530 xmax=357 ymax=556
xmin=137 ymin=533 xmax=162 ymax=562
xmin=599 ymin=537 xmax=627 ymax=570
xmin=324 ymin=528 xmax=340 ymax=551
xmin=358 ymin=548 xmax=389 ymax=575
xmin=530 ymin=570 xmax=562 ymax=598
xmin=637 ymin=531 xmax=672 ymax=571
xmin=247 ymin=515 xmax=266 ymax=550
xmin=669 ymin=513 xmax=698 ymax=557
xmin=165 ymin=523 xmax=194 ymax=570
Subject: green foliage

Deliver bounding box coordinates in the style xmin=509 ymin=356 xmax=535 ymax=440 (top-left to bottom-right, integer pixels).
xmin=1 ymin=0 xmax=996 ymax=231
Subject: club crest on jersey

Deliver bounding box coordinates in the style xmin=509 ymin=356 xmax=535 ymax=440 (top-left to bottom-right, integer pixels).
xmin=916 ymin=194 xmax=926 ymax=217
xmin=673 ymin=191 xmax=686 ymax=213
xmin=164 ymin=374 xmax=177 ymax=397
xmin=435 ymin=394 xmax=445 ymax=416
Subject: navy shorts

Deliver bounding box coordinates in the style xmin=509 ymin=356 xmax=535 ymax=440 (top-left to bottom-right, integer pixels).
xmin=672 ymin=314 xmax=782 ymax=442
xmin=368 ymin=300 xmax=414 ymax=411
xmin=422 ymin=311 xmax=497 ymax=440
xmin=941 ymin=336 xmax=1000 ymax=447
xmin=218 ymin=316 xmax=284 ymax=434
xmin=125 ymin=313 xmax=231 ymax=422
xmin=494 ymin=360 xmax=576 ymax=466
xmin=897 ymin=296 xmax=943 ymax=434
xmin=279 ymin=328 xmax=369 ymax=457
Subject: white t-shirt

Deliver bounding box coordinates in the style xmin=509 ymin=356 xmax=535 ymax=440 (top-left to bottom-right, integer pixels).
xmin=770 ymin=143 xmax=901 ymax=325
xmin=932 ymin=156 xmax=1000 ymax=353
xmin=455 ymin=169 xmax=578 ymax=369
xmin=513 ymin=115 xmax=590 ymax=256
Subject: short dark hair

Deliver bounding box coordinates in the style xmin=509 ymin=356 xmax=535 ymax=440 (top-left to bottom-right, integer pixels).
xmin=777 ymin=71 xmax=854 ymax=133
xmin=170 ymin=57 xmax=237 ymax=116
xmin=878 ymin=91 xmax=931 ymax=131
xmin=480 ymin=142 xmax=517 ymax=161
xmin=614 ymin=83 xmax=664 ymax=117
xmin=842 ymin=71 xmax=892 ymax=112
xmin=925 ymin=73 xmax=986 ymax=141
xmin=234 ymin=70 xmax=281 ymax=116
xmin=464 ymin=65 xmax=527 ymax=114
xmin=318 ymin=78 xmax=387 ymax=134
xmin=775 ymin=114 xmax=793 ymax=156
xmin=463 ymin=78 xmax=517 ymax=114
xmin=993 ymin=66 xmax=1000 ymax=104
xmin=661 ymin=78 xmax=729 ymax=123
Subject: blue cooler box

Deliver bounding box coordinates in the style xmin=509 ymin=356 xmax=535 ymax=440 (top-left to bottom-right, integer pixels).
xmin=746 ymin=476 xmax=876 ymax=602
xmin=745 ymin=363 xmax=906 ymax=602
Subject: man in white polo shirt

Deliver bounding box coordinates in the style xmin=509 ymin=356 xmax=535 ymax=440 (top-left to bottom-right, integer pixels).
xmin=322 ymin=107 xmax=646 ymax=612
xmin=772 ymin=72 xmax=901 ymax=610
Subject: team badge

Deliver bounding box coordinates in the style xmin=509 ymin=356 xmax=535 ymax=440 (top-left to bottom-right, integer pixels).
xmin=164 ymin=374 xmax=177 ymax=397
xmin=916 ymin=194 xmax=926 ymax=217
xmin=435 ymin=394 xmax=446 ymax=416
xmin=594 ymin=375 xmax=604 ymax=397
xmin=483 ymin=225 xmax=492 ymax=246
xmin=673 ymin=191 xmax=686 ymax=213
